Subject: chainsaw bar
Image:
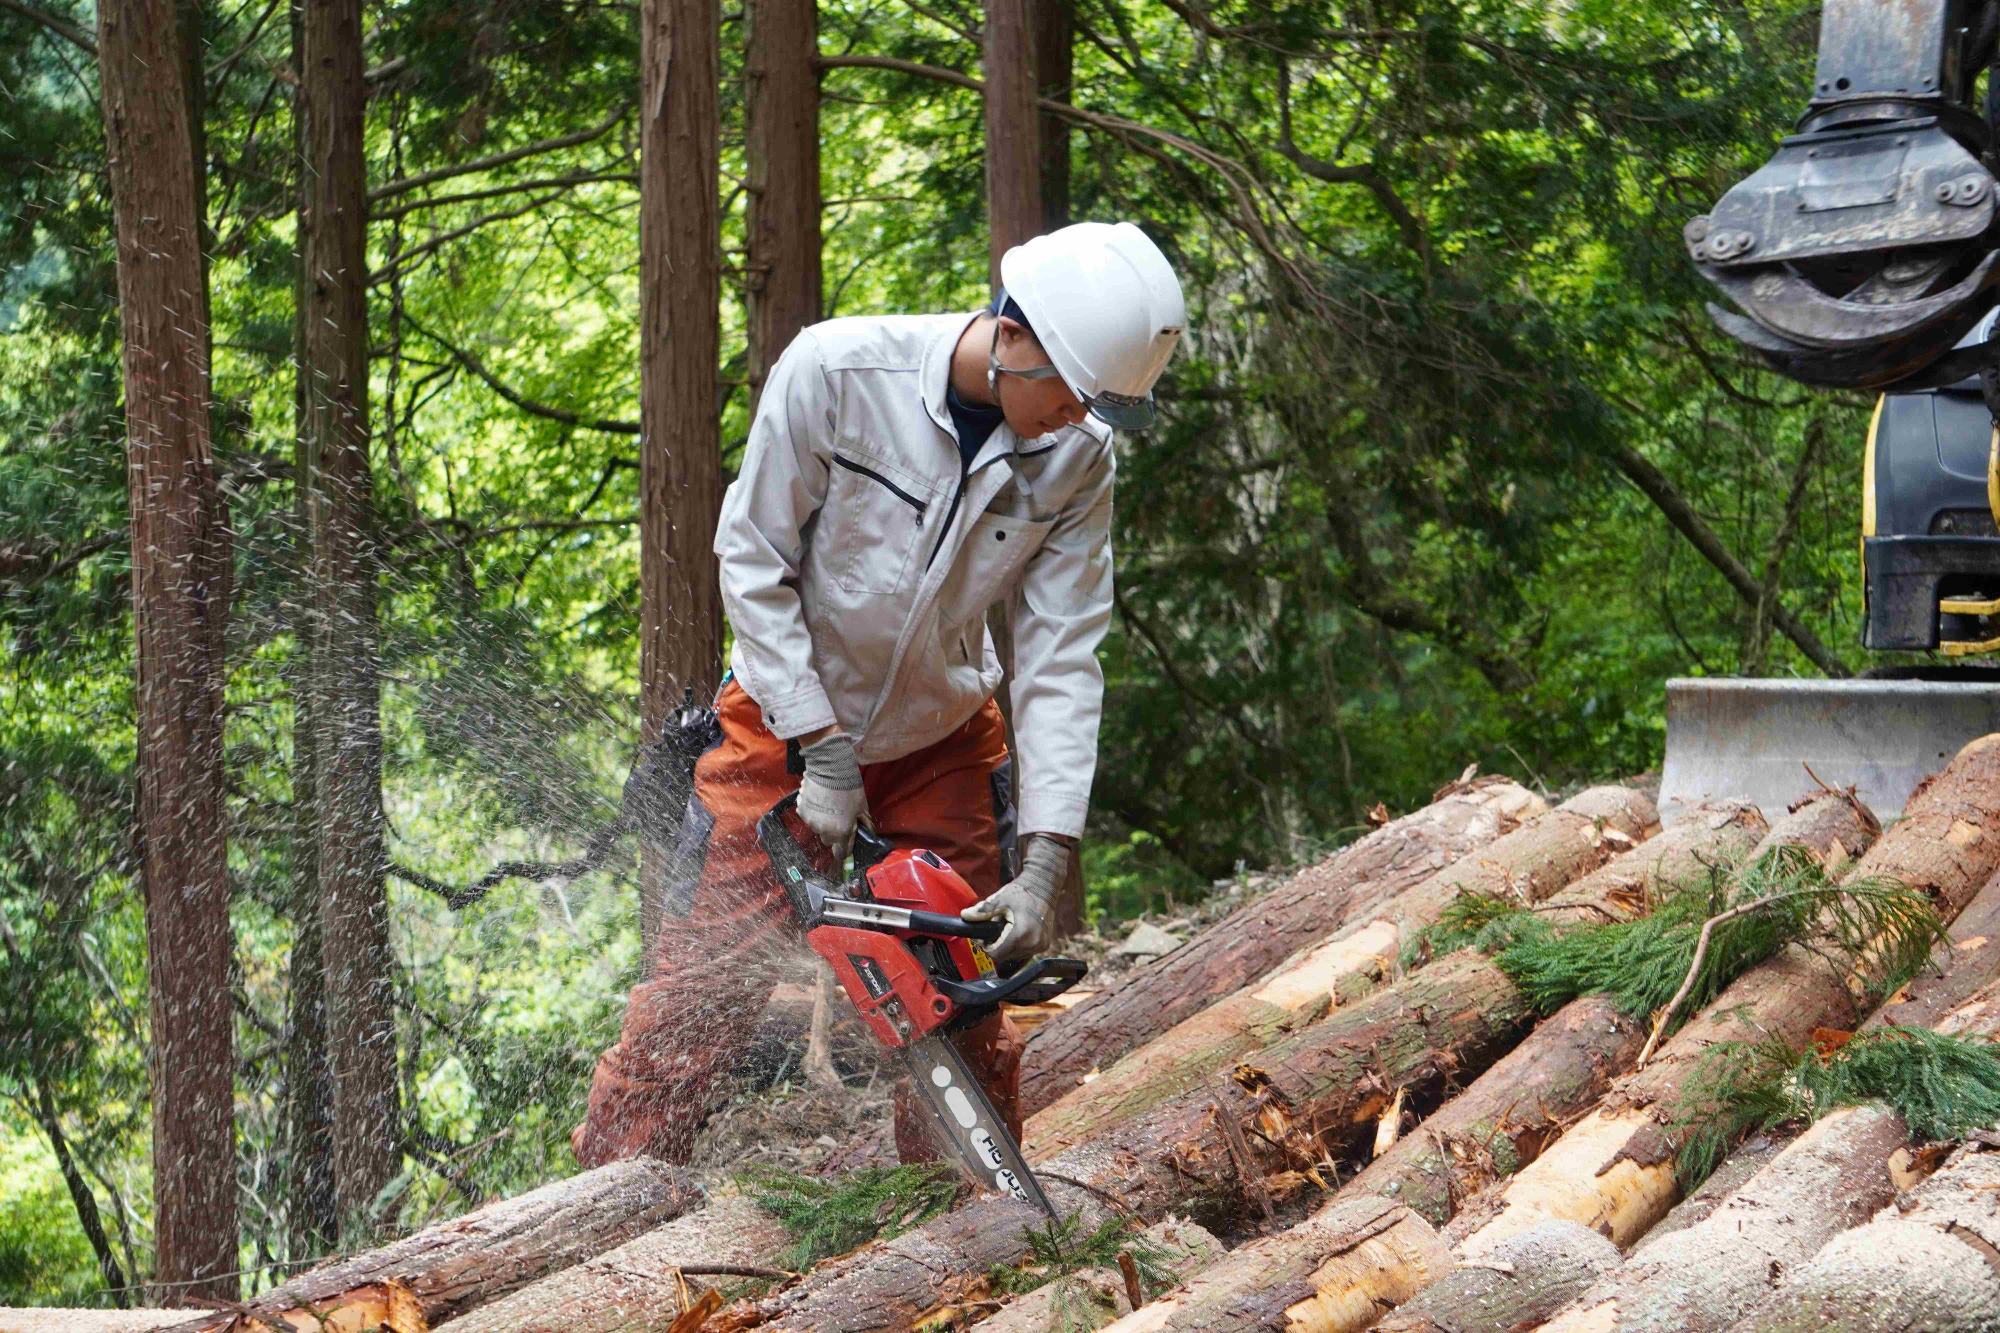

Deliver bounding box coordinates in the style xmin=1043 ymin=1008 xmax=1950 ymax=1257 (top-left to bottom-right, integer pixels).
xmin=900 ymin=1035 xmax=1060 ymax=1223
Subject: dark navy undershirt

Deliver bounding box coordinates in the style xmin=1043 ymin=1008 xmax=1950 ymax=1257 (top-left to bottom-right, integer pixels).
xmin=946 ymin=383 xmax=1004 ymax=468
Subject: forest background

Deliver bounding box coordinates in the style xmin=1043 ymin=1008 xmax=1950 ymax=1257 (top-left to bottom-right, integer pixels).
xmin=0 ymin=0 xmax=1875 ymax=1309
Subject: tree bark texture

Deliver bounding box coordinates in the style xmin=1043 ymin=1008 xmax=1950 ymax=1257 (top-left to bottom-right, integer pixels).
xmin=638 ymin=0 xmax=724 ymax=952
xmin=1020 ymin=777 xmax=1547 ymax=1116
xmin=164 ymin=1160 xmax=698 ymax=1333
xmin=1723 ymin=1142 xmax=2000 ymax=1333
xmin=1375 ymin=1219 xmax=1622 ymax=1333
xmin=434 ymin=1194 xmax=791 ymax=1333
xmin=984 ymin=0 xmax=1041 ymax=280
xmin=1868 ymin=863 xmax=2000 ymax=1029
xmin=1535 ymin=1104 xmax=1919 ymax=1333
xmin=1446 ymin=748 xmax=2000 ymax=1263
xmin=300 ymin=0 xmax=397 ymax=1240
xmin=1026 ymin=787 xmax=1666 ymax=1157
xmin=715 ymin=949 xmax=1543 ymax=1331
xmin=744 ymin=0 xmax=820 ymax=406
xmin=97 ymin=0 xmax=238 ymax=1302
xmin=286 ymin=42 xmax=337 ymax=1241
xmin=1033 ymin=0 xmax=1072 ymax=229
xmin=1024 ymin=784 xmax=1664 ymax=1144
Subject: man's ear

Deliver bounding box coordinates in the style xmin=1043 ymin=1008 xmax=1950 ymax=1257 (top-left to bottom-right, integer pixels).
xmin=995 ymin=315 xmax=1034 ymax=349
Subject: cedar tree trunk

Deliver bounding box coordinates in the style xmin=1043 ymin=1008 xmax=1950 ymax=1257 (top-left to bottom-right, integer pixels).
xmin=744 ymin=0 xmax=820 ymax=407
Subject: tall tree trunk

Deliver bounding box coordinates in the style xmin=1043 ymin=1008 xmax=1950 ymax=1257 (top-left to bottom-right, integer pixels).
xmin=283 ymin=2 xmax=340 ymax=1262
xmin=984 ymin=0 xmax=1042 ymax=276
xmin=638 ymin=0 xmax=724 ymax=954
xmin=97 ymin=0 xmax=238 ymax=1301
xmin=298 ymin=0 xmax=396 ymax=1242
xmin=744 ymin=0 xmax=820 ymax=408
xmin=1033 ymin=0 xmax=1071 ymax=229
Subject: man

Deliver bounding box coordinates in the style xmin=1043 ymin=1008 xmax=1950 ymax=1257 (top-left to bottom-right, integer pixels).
xmin=574 ymin=221 xmax=1185 ymax=1168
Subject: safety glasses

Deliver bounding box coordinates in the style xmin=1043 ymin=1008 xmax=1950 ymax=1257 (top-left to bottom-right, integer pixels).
xmin=986 ymin=322 xmax=1156 ymax=429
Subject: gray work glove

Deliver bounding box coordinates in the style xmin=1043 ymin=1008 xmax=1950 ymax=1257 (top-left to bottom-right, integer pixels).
xmin=797 ymin=732 xmax=867 ymax=864
xmin=963 ymin=835 xmax=1070 ymax=961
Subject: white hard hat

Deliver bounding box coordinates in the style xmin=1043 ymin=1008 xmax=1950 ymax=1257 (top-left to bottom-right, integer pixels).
xmin=998 ymin=221 xmax=1186 ymax=429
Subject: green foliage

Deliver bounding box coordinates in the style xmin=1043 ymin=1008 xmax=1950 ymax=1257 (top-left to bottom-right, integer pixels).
xmin=1671 ymin=1026 xmax=2000 ymax=1189
xmin=737 ymin=1164 xmax=959 ymax=1272
xmin=0 ymin=1127 xmax=101 ymax=1305
xmin=987 ymin=1213 xmax=1180 ymax=1333
xmin=1413 ymin=845 xmax=1941 ymax=1036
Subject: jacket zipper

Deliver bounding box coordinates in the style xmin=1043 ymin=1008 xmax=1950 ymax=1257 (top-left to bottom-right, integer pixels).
xmin=833 ymin=453 xmax=929 ymax=519
xmin=926 ymin=452 xmax=971 ymax=571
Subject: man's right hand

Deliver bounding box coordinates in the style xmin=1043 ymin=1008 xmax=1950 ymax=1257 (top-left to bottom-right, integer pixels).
xmin=797 ymin=731 xmax=867 ymax=864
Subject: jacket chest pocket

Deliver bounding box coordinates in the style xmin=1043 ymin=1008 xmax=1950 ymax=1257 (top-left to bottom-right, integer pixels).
xmin=827 ymin=452 xmax=931 ymax=595
xmin=940 ymin=508 xmax=1054 ymax=629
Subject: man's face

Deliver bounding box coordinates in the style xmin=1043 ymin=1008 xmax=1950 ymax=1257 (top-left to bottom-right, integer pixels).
xmin=993 ymin=318 xmax=1089 ymax=439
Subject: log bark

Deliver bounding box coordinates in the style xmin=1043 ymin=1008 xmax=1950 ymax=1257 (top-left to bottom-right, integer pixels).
xmin=1531 ymin=1105 xmax=1915 ymax=1333
xmin=98 ymin=0 xmax=237 ymax=1300
xmin=1535 ymin=980 xmax=2000 ymax=1333
xmin=717 ymin=948 xmax=1545 ymax=1331
xmin=1344 ymin=994 xmax=1645 ymax=1229
xmin=1375 ymin=1219 xmax=1621 ymax=1333
xmin=1869 ymin=863 xmax=2000 ymax=1029
xmin=1445 ymin=743 xmax=2000 ymax=1263
xmin=435 ymin=1194 xmax=789 ymax=1333
xmin=983 ymin=0 xmax=1041 ymax=278
xmin=1027 ymin=786 xmax=1661 ymax=1155
xmin=1020 ymin=776 xmax=1546 ymax=1116
xmin=163 ymin=1160 xmax=698 ymax=1333
xmin=1724 ymin=1142 xmax=2000 ymax=1333
xmin=1114 ymin=1197 xmax=1456 ymax=1333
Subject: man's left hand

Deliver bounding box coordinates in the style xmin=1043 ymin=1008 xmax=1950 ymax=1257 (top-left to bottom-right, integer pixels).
xmin=963 ymin=835 xmax=1071 ymax=961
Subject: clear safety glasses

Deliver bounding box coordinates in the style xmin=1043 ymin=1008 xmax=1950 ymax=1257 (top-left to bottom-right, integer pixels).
xmin=986 ymin=321 xmax=1156 ymax=429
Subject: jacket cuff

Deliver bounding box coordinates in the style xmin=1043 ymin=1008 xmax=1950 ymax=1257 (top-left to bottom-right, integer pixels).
xmin=749 ymin=680 xmax=838 ymax=740
xmin=1018 ymin=790 xmax=1090 ymax=842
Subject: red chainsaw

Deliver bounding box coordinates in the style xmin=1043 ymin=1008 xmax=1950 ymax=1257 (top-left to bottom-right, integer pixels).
xmin=756 ymin=792 xmax=1085 ymax=1220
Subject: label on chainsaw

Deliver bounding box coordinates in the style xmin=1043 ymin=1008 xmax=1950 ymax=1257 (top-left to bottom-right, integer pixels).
xmin=929 ymin=1060 xmax=1030 ymax=1203
xmin=849 ymin=955 xmax=892 ymax=999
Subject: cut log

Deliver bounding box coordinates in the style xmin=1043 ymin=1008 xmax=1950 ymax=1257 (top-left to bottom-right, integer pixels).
xmin=1627 ymin=1132 xmax=1786 ymax=1246
xmin=1343 ymin=994 xmax=1645 ymax=1228
xmin=1445 ymin=741 xmax=2000 ymax=1261
xmin=1106 ymin=1197 xmax=1455 ymax=1333
xmin=1338 ymin=803 xmax=1766 ymax=1227
xmin=1531 ymin=1104 xmax=1914 ymax=1333
xmin=1724 ymin=1141 xmax=2000 ymax=1333
xmin=715 ymin=947 xmax=1546 ymax=1331
xmin=1534 ymin=978 xmax=2000 ymax=1333
xmin=1373 ymin=1219 xmax=1621 ymax=1333
xmin=1869 ymin=863 xmax=2000 ymax=1029
xmin=434 ymin=1194 xmax=791 ymax=1333
xmin=1027 ymin=786 xmax=1659 ymax=1153
xmin=1084 ymin=796 xmax=1859 ymax=1333
xmin=162 ymin=1160 xmax=697 ymax=1333
xmin=968 ymin=1218 xmax=1221 ymax=1333
xmin=1019 ymin=775 xmax=1548 ymax=1115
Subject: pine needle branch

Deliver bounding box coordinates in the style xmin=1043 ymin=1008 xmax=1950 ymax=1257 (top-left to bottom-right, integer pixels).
xmin=1636 ymin=886 xmax=1835 ymax=1068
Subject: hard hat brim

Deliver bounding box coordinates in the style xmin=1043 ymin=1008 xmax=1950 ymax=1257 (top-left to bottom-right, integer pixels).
xmin=1086 ymin=394 xmax=1157 ymax=430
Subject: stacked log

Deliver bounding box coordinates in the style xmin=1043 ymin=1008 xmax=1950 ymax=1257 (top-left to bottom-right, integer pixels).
xmin=1079 ymin=793 xmax=1865 ymax=1333
xmin=161 ymin=1160 xmax=696 ymax=1333
xmin=1028 ymin=786 xmax=1662 ymax=1153
xmin=1020 ymin=775 xmax=1548 ymax=1115
xmin=1724 ymin=1140 xmax=2000 ymax=1333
